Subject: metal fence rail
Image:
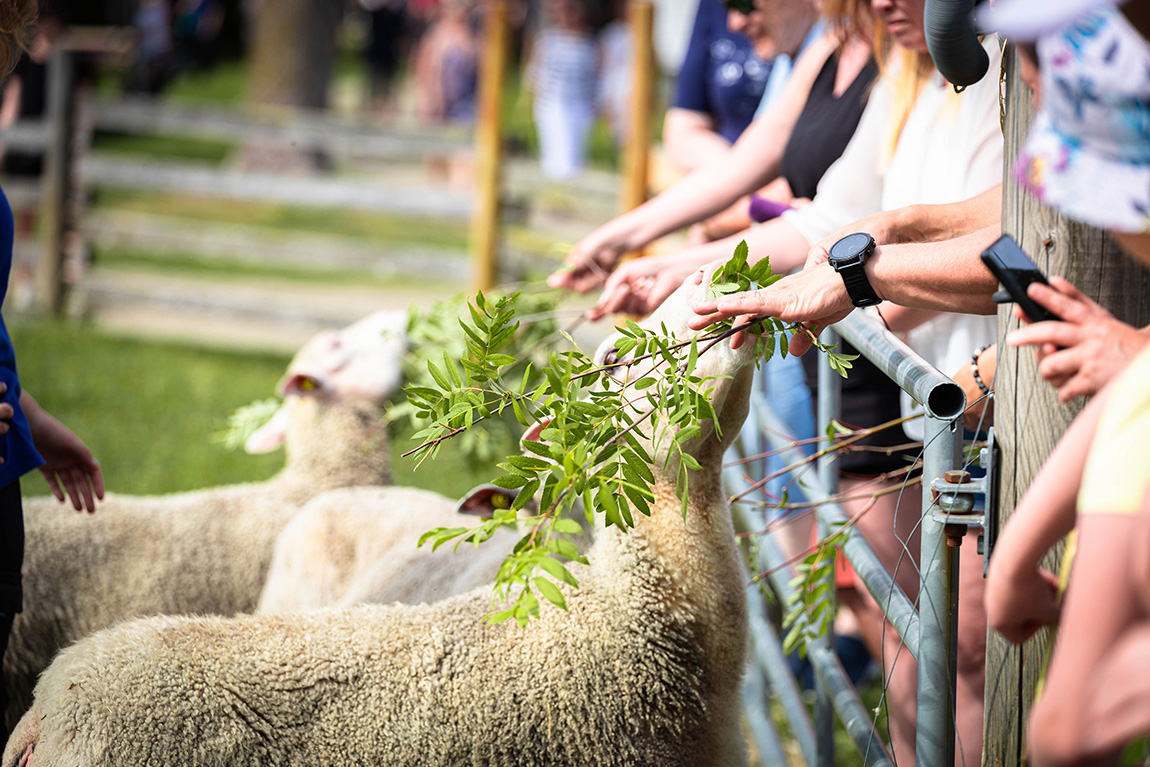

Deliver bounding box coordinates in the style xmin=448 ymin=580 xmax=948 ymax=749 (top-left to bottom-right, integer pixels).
xmin=731 ymin=310 xmax=969 ymax=767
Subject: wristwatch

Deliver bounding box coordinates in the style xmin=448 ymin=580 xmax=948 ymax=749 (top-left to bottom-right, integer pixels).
xmin=827 ymin=233 xmax=882 ymax=307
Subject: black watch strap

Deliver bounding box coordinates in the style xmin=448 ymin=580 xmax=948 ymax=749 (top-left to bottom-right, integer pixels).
xmin=828 ymin=233 xmax=882 ymax=307
xmin=841 ymin=265 xmax=882 ymax=306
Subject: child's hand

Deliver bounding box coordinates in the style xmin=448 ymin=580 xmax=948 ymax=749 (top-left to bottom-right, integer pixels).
xmin=0 ymin=381 xmax=14 ymax=435
xmin=21 ymin=391 xmax=104 ymax=513
xmin=985 ymin=560 xmax=1062 ymax=645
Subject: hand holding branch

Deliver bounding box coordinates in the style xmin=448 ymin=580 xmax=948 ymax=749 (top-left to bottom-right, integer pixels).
xmin=689 ymin=261 xmax=856 ymax=353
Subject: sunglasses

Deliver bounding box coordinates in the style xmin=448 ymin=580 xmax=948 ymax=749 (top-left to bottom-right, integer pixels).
xmin=722 ymin=0 xmax=756 ymax=13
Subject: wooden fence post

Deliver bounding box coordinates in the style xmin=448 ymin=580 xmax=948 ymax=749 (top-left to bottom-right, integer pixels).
xmin=35 ymin=48 xmax=75 ymax=315
xmin=471 ymin=0 xmax=509 ymax=294
xmin=983 ymin=46 xmax=1150 ymax=767
xmin=621 ymin=0 xmax=654 ymax=223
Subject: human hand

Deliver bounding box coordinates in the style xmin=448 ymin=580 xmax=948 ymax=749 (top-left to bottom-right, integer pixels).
xmin=0 ymin=382 xmax=15 ymax=436
xmin=1006 ymin=276 xmax=1150 ymax=403
xmin=23 ymin=394 xmax=104 ymax=512
xmin=547 ymin=223 xmax=631 ymax=294
xmin=587 ymin=254 xmax=703 ymax=321
xmin=688 ymin=261 xmax=855 ymax=353
xmin=985 ymin=559 xmax=1061 ymax=645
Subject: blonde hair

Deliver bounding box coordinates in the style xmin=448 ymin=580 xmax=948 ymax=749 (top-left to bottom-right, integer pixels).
xmin=0 ymin=0 xmax=39 ymax=77
xmin=821 ymin=0 xmax=874 ymax=42
xmin=874 ymin=22 xmax=936 ymax=165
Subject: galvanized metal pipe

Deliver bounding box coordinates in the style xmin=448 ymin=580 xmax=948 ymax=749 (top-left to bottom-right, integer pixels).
xmin=836 ymin=312 xmax=966 ymax=421
xmin=742 ymin=554 xmax=817 ymax=767
xmin=753 ymin=521 xmax=896 ymax=767
xmin=741 ymin=634 xmax=790 ymax=767
xmin=814 ymin=328 xmax=841 ymax=767
xmin=915 ymin=415 xmax=962 ymax=767
xmin=726 ymin=459 xmax=818 ymax=767
xmin=750 ymin=398 xmax=920 ymax=659
xmin=808 ymin=643 xmax=897 ymax=767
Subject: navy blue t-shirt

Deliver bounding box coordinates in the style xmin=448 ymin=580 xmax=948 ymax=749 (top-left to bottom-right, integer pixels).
xmin=672 ymin=0 xmax=773 ymax=144
xmin=0 ymin=187 xmax=44 ymax=487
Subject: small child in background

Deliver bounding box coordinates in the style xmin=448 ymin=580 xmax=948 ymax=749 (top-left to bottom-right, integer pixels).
xmin=528 ymin=0 xmax=600 ymax=180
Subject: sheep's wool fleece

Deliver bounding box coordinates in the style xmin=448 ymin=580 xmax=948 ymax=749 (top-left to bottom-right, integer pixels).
xmin=11 ymin=498 xmax=748 ymax=767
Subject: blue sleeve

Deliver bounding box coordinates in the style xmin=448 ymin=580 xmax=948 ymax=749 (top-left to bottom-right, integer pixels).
xmin=671 ymin=0 xmax=715 ymax=114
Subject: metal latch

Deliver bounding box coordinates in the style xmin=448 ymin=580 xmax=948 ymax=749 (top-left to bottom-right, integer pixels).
xmin=929 ymin=427 xmax=998 ymax=577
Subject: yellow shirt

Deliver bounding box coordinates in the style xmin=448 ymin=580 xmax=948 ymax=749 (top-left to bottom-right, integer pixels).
xmin=1077 ymin=346 xmax=1150 ymax=515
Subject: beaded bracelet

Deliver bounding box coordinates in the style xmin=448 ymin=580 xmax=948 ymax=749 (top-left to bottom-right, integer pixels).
xmin=971 ymin=344 xmax=992 ymax=395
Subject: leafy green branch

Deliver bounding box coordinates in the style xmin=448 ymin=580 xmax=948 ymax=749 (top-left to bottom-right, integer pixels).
xmin=708 ymin=240 xmax=858 ymax=377
xmin=408 ymin=242 xmax=857 ymax=627
xmin=782 ymin=521 xmax=850 ymax=658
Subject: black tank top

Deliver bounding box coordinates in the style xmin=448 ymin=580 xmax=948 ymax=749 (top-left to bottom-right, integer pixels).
xmin=782 ymin=51 xmax=879 ymax=200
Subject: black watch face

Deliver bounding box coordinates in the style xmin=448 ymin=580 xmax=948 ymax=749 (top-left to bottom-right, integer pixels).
xmin=829 ymin=232 xmax=873 ymax=262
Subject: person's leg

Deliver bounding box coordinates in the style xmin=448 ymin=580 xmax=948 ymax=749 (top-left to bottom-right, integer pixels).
xmin=838 ymin=475 xmax=922 ymax=766
xmin=1028 ymin=509 xmax=1150 ymax=767
xmin=762 ymin=353 xmax=816 ymax=558
xmin=0 ymin=480 xmax=25 ymax=742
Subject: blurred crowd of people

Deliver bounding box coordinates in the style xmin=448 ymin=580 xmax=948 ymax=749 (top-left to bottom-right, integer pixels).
xmin=546 ymin=0 xmax=1150 ymax=765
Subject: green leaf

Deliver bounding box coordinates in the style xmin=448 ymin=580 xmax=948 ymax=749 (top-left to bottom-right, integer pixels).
xmin=538 ymin=557 xmax=579 ymax=587
xmin=427 ymin=361 xmax=450 ymax=390
xmin=552 ymin=518 xmax=584 ymax=535
xmin=534 ymin=577 xmax=568 ymax=610
xmin=507 ymin=455 xmax=551 ymax=472
xmin=444 ymin=351 xmax=462 ymax=386
xmin=512 ymin=479 xmax=539 ymax=511
xmin=492 ymin=474 xmax=530 ymax=489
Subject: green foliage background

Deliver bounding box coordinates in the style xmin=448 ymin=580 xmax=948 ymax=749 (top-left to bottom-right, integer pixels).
xmin=11 ymin=320 xmax=505 ymax=501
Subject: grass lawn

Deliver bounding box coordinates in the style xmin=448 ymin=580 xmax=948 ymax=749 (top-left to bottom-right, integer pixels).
xmin=10 ymin=320 xmax=504 ymax=501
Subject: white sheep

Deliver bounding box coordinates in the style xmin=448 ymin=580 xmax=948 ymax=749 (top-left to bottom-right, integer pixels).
xmin=4 ymin=277 xmax=756 ymax=767
xmin=255 ymin=484 xmax=526 ymax=612
xmin=255 ymin=421 xmax=562 ymax=614
xmin=2 ymin=310 xmax=408 ymax=733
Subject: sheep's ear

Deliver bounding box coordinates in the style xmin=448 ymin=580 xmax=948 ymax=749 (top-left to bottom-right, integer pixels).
xmin=244 ymin=404 xmax=292 ymax=454
xmin=279 ymin=373 xmax=324 ymax=398
xmin=455 ymin=484 xmax=519 ymax=518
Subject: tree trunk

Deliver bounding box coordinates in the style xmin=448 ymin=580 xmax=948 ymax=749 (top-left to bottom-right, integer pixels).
xmin=983 ymin=47 xmax=1150 ymax=767
xmin=249 ymin=0 xmax=343 ymax=110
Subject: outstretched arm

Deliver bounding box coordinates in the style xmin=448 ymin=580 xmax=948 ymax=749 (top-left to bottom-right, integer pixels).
xmin=21 ymin=390 xmax=104 ymax=512
xmin=689 ymin=224 xmax=1001 ymax=353
xmin=809 ymin=184 xmax=1003 ymax=253
xmin=588 ymin=213 xmax=815 ymax=320
xmin=984 ymin=392 xmax=1107 ymax=645
xmin=661 ymin=108 xmax=732 ymax=173
xmin=1028 ymin=500 xmax=1150 ymax=767
xmin=549 ymin=35 xmax=836 ymax=293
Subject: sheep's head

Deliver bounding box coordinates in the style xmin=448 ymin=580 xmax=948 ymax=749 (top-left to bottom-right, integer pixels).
xmin=244 ymin=310 xmax=408 ymax=454
xmin=593 ymin=274 xmax=757 ymax=475
xmin=279 ymin=310 xmax=408 ymax=403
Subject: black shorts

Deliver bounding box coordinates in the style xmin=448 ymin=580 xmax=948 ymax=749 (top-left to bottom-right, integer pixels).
xmin=0 ymin=480 xmax=24 ymax=615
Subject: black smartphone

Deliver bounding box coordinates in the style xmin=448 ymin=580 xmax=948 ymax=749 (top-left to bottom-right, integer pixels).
xmin=980 ymin=234 xmax=1060 ymax=322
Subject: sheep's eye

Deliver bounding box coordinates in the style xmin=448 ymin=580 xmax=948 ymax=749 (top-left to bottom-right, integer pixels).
xmin=602 ymin=348 xmax=619 ymax=367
